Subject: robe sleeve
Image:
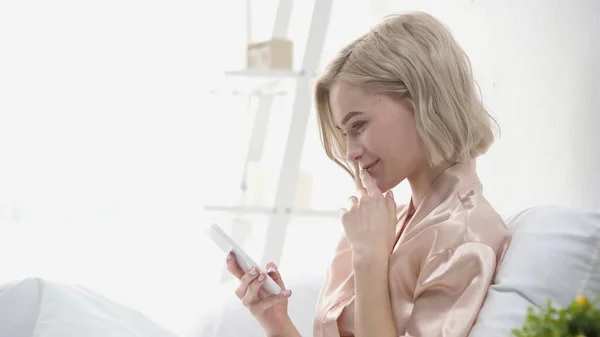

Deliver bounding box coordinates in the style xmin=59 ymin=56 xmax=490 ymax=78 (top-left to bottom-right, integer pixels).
xmin=400 ymin=241 xmax=497 ymax=337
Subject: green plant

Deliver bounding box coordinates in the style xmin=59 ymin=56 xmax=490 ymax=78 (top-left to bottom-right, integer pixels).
xmin=512 ymin=295 xmax=600 ymax=337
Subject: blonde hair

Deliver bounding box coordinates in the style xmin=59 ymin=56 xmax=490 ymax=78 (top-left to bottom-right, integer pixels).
xmin=315 ymin=12 xmax=497 ymax=183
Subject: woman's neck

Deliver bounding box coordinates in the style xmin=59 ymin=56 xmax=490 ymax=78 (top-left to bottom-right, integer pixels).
xmin=407 ymin=160 xmax=454 ymax=209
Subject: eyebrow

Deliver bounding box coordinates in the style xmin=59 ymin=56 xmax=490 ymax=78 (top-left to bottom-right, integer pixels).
xmin=335 ymin=111 xmax=364 ymax=129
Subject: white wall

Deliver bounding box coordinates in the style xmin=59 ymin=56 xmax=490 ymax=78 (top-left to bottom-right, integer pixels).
xmin=0 ymin=1 xmax=253 ymax=333
xmin=365 ymin=0 xmax=600 ymax=216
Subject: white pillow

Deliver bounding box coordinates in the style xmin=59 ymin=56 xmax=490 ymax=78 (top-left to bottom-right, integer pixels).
xmin=469 ymin=205 xmax=600 ymax=337
xmin=0 ymin=278 xmax=178 ymax=337
xmin=0 ymin=278 xmax=41 ymax=337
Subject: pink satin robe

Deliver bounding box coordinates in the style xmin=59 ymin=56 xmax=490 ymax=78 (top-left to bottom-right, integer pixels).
xmin=313 ymin=161 xmax=511 ymax=337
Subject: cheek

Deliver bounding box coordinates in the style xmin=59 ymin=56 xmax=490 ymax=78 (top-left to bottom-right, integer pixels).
xmin=376 ymin=124 xmax=410 ymax=155
xmin=379 ymin=123 xmax=424 ymax=166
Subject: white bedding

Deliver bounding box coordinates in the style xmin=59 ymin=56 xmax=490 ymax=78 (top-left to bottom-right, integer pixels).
xmin=0 ymin=278 xmax=178 ymax=337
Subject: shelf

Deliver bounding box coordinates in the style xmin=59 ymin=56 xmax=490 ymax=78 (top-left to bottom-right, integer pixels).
xmin=204 ymin=205 xmax=276 ymax=215
xmin=203 ymin=204 xmax=339 ymax=218
xmin=225 ymin=69 xmax=307 ymax=78
xmin=209 ymin=68 xmax=314 ymax=97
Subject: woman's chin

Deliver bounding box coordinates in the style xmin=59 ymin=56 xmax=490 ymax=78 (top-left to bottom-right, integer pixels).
xmin=375 ymin=178 xmax=392 ymax=193
xmin=377 ymin=176 xmax=405 ymax=193
xmin=368 ymin=170 xmax=403 ymax=192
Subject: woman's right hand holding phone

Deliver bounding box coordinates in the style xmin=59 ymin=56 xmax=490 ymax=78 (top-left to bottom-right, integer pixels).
xmin=226 ymin=251 xmax=301 ymax=337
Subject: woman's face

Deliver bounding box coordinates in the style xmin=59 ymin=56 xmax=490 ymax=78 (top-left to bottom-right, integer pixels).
xmin=329 ymin=82 xmax=429 ymax=192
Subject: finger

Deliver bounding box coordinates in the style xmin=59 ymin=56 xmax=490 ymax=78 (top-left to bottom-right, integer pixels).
xmin=357 ymin=188 xmax=367 ymax=201
xmin=264 ymin=263 xmax=286 ymax=290
xmin=338 ymin=207 xmax=348 ymax=218
xmin=360 ymin=169 xmax=381 ymax=195
xmin=348 ymin=195 xmax=358 ymax=209
xmin=248 ymin=290 xmax=292 ymax=316
xmin=386 ymin=190 xmax=397 ymax=222
xmin=225 ymin=251 xmax=245 ymax=279
xmin=234 ymin=267 xmax=259 ymax=299
xmin=242 ymin=273 xmax=267 ymax=306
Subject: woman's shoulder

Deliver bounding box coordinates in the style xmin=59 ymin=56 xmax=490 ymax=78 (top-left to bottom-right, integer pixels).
xmin=464 ymin=191 xmax=511 ymax=254
xmin=408 ymin=187 xmax=510 ymax=258
xmin=447 ymin=186 xmax=510 ymax=255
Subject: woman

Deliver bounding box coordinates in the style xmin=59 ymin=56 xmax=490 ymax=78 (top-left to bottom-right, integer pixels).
xmin=226 ymin=11 xmax=511 ymax=337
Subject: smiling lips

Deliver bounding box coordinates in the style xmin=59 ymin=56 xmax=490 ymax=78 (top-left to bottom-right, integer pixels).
xmin=362 ymin=159 xmax=380 ymax=174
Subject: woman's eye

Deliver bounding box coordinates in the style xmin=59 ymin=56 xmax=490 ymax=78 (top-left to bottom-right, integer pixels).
xmin=352 ymin=121 xmax=366 ymax=130
xmin=339 ymin=121 xmax=366 ymax=137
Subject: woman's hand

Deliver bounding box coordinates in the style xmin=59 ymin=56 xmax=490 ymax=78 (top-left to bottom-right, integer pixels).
xmin=225 ymin=252 xmax=300 ymax=337
xmin=339 ymin=169 xmax=397 ymax=263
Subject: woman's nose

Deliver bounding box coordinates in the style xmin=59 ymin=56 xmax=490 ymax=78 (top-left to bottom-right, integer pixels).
xmin=345 ymin=140 xmax=363 ymax=163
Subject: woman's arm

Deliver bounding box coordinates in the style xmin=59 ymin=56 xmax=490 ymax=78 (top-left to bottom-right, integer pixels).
xmin=337 ymin=170 xmax=399 ymax=337
xmin=403 ymin=242 xmax=497 ymax=337
xmin=272 ymin=323 xmax=302 ymax=337
xmin=353 ymin=253 xmax=397 ymax=337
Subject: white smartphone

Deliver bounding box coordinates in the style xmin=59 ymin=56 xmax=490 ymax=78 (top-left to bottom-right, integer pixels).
xmin=206 ymin=223 xmax=282 ymax=295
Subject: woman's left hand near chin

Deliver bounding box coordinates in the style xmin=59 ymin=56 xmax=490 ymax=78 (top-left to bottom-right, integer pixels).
xmin=339 ymin=170 xmax=398 ymax=264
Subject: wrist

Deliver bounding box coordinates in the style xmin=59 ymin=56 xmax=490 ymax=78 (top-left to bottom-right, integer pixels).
xmin=267 ymin=318 xmax=300 ymax=337
xmin=267 ymin=330 xmax=300 ymax=337
xmin=351 ymin=248 xmax=390 ymax=269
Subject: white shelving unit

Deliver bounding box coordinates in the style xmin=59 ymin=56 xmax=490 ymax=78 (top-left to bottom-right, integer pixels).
xmin=210 ymin=69 xmax=303 ymax=96
xmin=205 ymin=0 xmax=334 ymax=268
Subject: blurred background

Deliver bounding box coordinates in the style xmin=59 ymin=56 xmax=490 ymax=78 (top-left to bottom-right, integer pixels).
xmin=0 ymin=0 xmax=598 ymax=334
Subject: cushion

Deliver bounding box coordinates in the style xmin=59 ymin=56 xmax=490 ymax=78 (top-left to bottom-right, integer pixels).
xmin=469 ymin=205 xmax=600 ymax=337
xmin=0 ymin=278 xmax=178 ymax=337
